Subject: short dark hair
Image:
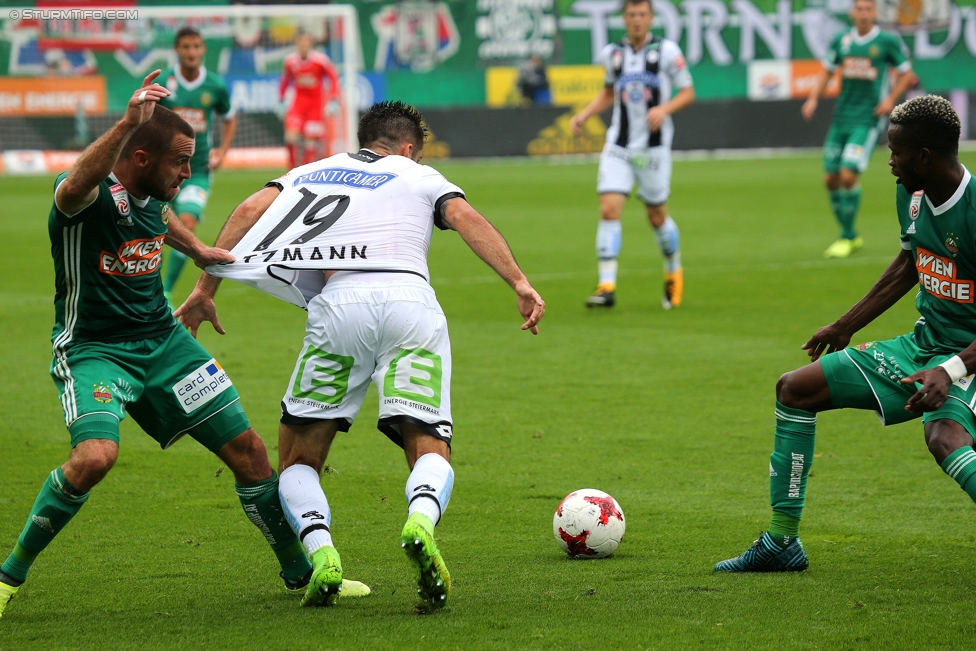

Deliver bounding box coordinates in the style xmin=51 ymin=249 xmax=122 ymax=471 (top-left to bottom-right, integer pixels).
xmin=357 ymin=101 xmax=428 ymax=150
xmin=174 ymin=26 xmax=202 ymax=47
xmin=623 ymin=0 xmax=653 ymax=9
xmin=890 ymin=95 xmax=961 ymax=156
xmin=121 ymin=105 xmax=195 ymax=160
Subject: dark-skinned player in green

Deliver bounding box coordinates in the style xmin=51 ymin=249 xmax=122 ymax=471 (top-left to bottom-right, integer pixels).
xmin=0 ymin=72 xmax=366 ymax=618
xmin=716 ymin=95 xmax=976 ymax=572
xmin=803 ymin=0 xmax=915 ymax=259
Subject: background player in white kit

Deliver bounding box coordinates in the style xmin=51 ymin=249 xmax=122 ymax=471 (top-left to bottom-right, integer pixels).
xmin=570 ymin=0 xmax=695 ymax=309
xmin=176 ymin=102 xmax=546 ymax=610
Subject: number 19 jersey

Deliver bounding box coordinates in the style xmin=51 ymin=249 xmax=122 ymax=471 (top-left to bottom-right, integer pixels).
xmin=207 ymin=149 xmax=464 ymax=308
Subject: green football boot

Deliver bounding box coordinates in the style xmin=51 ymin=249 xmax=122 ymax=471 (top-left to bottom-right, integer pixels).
xmin=401 ymin=513 xmax=451 ymax=608
xmin=284 ymin=569 xmax=371 ymax=598
xmin=0 ymin=581 xmax=19 ymax=619
xmin=714 ymin=532 xmax=809 ymax=573
xmin=301 ymin=546 xmax=343 ymax=607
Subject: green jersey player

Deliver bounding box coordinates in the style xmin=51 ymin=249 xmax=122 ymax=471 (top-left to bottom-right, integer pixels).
xmin=0 ymin=72 xmax=367 ymax=619
xmin=803 ymin=0 xmax=915 ymax=259
xmin=716 ymin=96 xmax=976 ymax=572
xmin=159 ymin=26 xmax=237 ymax=302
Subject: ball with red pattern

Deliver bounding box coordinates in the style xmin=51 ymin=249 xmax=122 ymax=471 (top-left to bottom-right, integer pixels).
xmin=552 ymin=488 xmax=625 ymax=559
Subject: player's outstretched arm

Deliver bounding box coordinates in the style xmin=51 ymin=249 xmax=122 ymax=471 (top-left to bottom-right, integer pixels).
xmin=875 ymin=68 xmax=917 ymax=117
xmin=570 ymin=87 xmax=613 ymax=137
xmin=56 ymin=71 xmax=169 ymax=216
xmin=175 ymin=185 xmax=280 ymax=337
xmin=164 ymin=205 xmax=235 ymax=269
xmin=442 ymin=197 xmax=545 ymax=334
xmin=902 ymin=343 xmax=976 ymax=413
xmin=803 ymin=250 xmax=918 ymax=361
xmin=801 ymin=69 xmax=831 ymax=122
xmin=647 ymin=86 xmax=695 ymax=132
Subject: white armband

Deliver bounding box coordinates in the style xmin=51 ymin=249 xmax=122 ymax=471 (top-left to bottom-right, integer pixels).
xmin=939 ymin=355 xmax=968 ymax=383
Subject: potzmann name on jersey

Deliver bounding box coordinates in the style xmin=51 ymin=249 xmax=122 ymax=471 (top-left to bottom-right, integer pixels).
xmin=292 ymin=168 xmax=397 ymax=190
xmin=100 ymin=236 xmax=165 ymax=276
xmin=916 ymin=246 xmax=974 ymax=303
xmin=241 ymin=244 xmax=367 ymax=264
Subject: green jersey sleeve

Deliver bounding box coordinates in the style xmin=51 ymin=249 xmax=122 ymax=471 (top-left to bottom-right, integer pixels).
xmin=51 ymin=172 xmax=113 ymax=225
xmin=885 ymin=32 xmax=911 ymax=71
xmin=213 ymin=74 xmax=234 ymax=119
xmin=823 ymin=32 xmax=843 ymax=72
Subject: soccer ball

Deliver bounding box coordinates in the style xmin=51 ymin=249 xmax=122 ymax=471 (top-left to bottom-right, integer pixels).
xmin=552 ymin=489 xmax=625 ymax=559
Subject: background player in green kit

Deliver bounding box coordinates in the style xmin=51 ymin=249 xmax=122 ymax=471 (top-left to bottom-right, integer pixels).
xmin=715 ymin=95 xmax=976 ymax=572
xmin=0 ymin=72 xmax=363 ymax=619
xmin=159 ymin=26 xmax=237 ymax=303
xmin=802 ymin=0 xmax=915 ymax=259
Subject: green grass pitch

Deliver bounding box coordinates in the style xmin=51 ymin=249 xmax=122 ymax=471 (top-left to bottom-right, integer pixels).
xmin=2 ymin=151 xmax=976 ymax=650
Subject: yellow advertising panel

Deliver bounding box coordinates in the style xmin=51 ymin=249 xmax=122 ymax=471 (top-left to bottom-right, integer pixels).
xmin=487 ymin=65 xmax=605 ymax=108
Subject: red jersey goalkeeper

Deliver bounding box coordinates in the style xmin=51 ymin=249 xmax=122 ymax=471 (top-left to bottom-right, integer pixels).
xmin=280 ymin=32 xmax=340 ymax=168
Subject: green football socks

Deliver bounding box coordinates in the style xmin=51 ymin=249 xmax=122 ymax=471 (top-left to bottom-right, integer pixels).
xmin=1 ymin=468 xmax=89 ymax=585
xmin=163 ymin=249 xmax=189 ymax=296
xmin=768 ymin=402 xmax=817 ymax=545
xmin=235 ymin=471 xmax=312 ymax=583
xmin=837 ymin=186 xmax=861 ymax=240
xmin=941 ymin=446 xmax=976 ymax=503
xmin=829 ymin=188 xmax=844 ymax=231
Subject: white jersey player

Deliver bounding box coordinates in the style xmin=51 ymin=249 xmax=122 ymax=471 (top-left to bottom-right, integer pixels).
xmin=177 ymin=101 xmax=545 ymax=611
xmin=571 ymin=0 xmax=695 ymax=310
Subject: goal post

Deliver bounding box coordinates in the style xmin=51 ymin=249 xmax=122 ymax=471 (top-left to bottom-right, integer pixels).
xmin=2 ymin=4 xmax=364 ymax=156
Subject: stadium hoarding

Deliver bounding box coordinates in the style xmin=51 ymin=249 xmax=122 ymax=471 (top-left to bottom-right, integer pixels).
xmin=0 ymin=74 xmax=105 ymax=115
xmin=0 ymin=0 xmax=974 ymax=112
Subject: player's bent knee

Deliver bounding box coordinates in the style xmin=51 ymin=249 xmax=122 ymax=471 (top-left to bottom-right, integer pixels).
xmin=824 ymin=174 xmax=840 ymax=190
xmin=218 ymin=428 xmax=273 ymax=484
xmin=66 ymin=439 xmax=118 ymax=489
xmin=839 ymin=169 xmax=859 ymax=189
xmin=776 ymin=371 xmax=815 ymax=411
xmin=924 ymin=420 xmax=975 ymax=465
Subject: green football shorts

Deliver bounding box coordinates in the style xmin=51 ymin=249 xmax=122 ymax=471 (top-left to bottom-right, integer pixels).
xmin=172 ymin=171 xmax=212 ymax=221
xmin=50 ymin=325 xmax=249 ymax=451
xmin=820 ymin=332 xmax=976 ymax=438
xmin=822 ymin=124 xmax=881 ymax=175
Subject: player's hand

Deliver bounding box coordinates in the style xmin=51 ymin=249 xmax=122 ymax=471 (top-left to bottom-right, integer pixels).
xmin=193 ymin=246 xmax=235 ymax=269
xmin=325 ymin=100 xmax=340 ymax=117
xmin=569 ymin=112 xmax=586 ymax=137
xmin=646 ymin=106 xmax=667 ymax=132
xmin=875 ymin=97 xmax=895 ymax=117
xmin=515 ymin=281 xmax=545 ymax=335
xmin=174 ymin=288 xmax=225 ymax=338
xmin=274 ymin=100 xmax=288 ymax=120
xmin=801 ymin=323 xmax=852 ymax=361
xmin=801 ymin=98 xmax=817 ymax=122
xmin=209 ymin=149 xmax=226 ymax=171
xmin=902 ymin=367 xmax=953 ymax=412
xmin=124 ymin=70 xmax=169 ymax=129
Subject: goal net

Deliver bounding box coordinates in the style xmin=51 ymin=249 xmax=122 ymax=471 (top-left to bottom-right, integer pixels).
xmin=0 ymin=4 xmax=363 ymax=166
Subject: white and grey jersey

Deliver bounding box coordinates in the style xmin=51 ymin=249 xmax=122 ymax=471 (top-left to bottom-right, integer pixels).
xmin=602 ymin=36 xmax=693 ymax=150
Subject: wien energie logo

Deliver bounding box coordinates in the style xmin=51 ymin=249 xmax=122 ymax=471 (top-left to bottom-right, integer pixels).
xmin=916 ymin=246 xmax=974 ymax=303
xmin=100 ymin=236 xmax=165 ymax=277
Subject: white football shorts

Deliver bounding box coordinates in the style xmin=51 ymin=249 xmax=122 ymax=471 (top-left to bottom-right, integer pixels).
xmin=280 ymin=274 xmax=454 ymax=448
xmin=596 ymin=144 xmax=672 ymax=206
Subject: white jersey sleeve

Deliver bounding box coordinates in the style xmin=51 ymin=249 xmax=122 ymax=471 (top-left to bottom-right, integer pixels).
xmin=207 ymin=152 xmax=464 ymax=309
xmin=661 ymin=40 xmax=693 ymax=90
xmin=600 ymin=43 xmax=618 ymax=86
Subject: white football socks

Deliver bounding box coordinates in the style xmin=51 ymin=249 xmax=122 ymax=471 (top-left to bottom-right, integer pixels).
xmin=654 ymin=216 xmax=681 ymax=273
xmin=279 ymin=464 xmax=333 ymax=555
xmin=596 ymin=219 xmax=622 ymax=286
xmin=405 ymin=453 xmax=454 ymax=526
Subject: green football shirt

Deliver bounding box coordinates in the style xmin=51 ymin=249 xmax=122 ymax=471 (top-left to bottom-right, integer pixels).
xmin=897 ymin=168 xmax=976 ymax=353
xmin=49 ymin=172 xmax=176 ymax=349
xmin=159 ymin=66 xmax=234 ymax=174
xmin=823 ymin=25 xmax=911 ymax=129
